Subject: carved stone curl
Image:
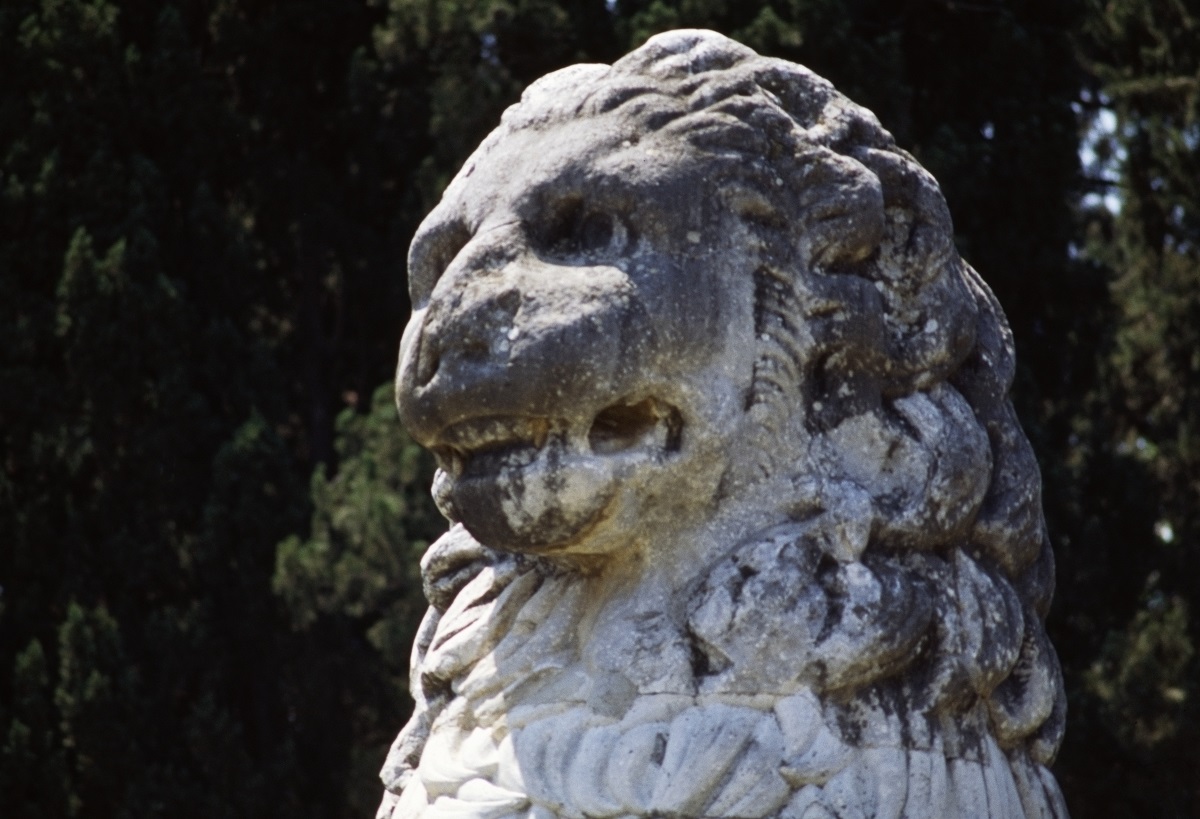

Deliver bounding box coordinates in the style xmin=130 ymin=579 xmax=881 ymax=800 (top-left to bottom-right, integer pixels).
xmin=381 ymin=29 xmax=1068 ymax=819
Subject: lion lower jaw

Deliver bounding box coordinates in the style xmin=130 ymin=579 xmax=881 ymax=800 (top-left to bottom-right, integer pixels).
xmin=387 ymin=568 xmax=1066 ymax=819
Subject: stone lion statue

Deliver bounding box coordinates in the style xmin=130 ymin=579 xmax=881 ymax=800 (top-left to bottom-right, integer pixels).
xmin=381 ymin=29 xmax=1068 ymax=819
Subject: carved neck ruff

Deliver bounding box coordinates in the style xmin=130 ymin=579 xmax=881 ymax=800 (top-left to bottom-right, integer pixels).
xmin=382 ymin=527 xmax=1067 ymax=819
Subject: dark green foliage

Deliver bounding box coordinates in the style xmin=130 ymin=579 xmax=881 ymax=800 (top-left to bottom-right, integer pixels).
xmin=1051 ymin=1 xmax=1200 ymax=815
xmin=0 ymin=0 xmax=1196 ymax=815
xmin=276 ymin=385 xmax=441 ymax=640
xmin=275 ymin=384 xmax=442 ymax=812
xmin=5 ymin=638 xmax=69 ymax=817
xmin=0 ymin=0 xmax=417 ymax=814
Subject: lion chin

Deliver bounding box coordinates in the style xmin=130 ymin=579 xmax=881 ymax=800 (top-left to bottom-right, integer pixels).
xmin=382 ymin=29 xmax=1069 ymax=819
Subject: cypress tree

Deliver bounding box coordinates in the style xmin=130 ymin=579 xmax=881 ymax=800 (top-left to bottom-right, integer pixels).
xmin=1058 ymin=1 xmax=1200 ymax=815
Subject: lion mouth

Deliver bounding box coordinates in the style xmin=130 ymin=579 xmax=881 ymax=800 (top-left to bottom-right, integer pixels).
xmin=432 ymin=416 xmax=551 ymax=479
xmin=431 ymin=397 xmax=682 ymax=480
xmin=427 ymin=398 xmax=684 ymax=555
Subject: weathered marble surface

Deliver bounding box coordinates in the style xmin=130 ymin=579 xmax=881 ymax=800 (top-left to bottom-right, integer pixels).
xmin=380 ymin=29 xmax=1068 ymax=819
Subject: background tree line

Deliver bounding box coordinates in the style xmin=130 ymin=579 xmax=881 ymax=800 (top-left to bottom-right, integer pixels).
xmin=1 ymin=0 xmax=1197 ymax=815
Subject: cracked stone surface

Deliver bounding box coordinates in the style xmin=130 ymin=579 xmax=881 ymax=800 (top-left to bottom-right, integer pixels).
xmin=380 ymin=29 xmax=1068 ymax=819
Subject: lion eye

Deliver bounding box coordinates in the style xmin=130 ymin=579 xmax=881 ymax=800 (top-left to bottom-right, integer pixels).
xmin=538 ymin=199 xmax=627 ymax=258
xmin=580 ymin=212 xmax=619 ymax=252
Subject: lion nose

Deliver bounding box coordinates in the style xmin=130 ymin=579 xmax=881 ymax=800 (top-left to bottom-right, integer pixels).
xmin=413 ymin=287 xmax=522 ymax=388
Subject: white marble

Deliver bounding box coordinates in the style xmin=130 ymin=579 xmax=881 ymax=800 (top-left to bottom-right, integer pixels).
xmin=381 ymin=29 xmax=1068 ymax=819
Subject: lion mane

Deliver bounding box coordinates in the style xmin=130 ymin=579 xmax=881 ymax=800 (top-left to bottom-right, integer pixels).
xmin=382 ymin=30 xmax=1067 ymax=819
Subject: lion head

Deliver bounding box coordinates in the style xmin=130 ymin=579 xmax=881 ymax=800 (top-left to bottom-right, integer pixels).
xmin=387 ymin=29 xmax=1066 ymax=819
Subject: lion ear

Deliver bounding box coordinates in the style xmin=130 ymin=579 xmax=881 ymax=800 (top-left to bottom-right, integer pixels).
xmin=787 ymin=148 xmax=886 ymax=272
